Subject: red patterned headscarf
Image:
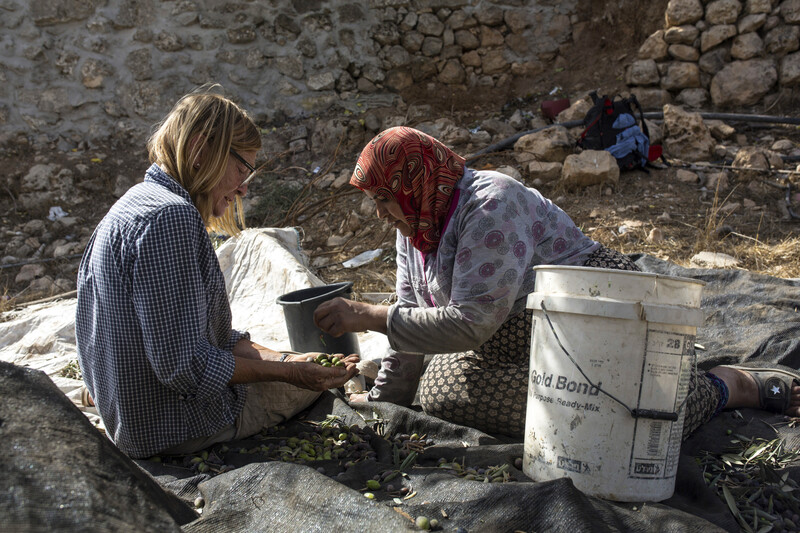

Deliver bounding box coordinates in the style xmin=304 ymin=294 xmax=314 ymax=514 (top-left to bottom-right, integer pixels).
xmin=350 ymin=127 xmax=465 ymax=254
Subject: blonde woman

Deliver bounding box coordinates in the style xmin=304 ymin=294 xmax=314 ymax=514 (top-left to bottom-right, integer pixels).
xmin=76 ymin=88 xmax=358 ymax=459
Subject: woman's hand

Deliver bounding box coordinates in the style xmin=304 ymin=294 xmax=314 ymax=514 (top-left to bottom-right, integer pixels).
xmin=286 ymin=352 xmax=360 ymax=363
xmin=283 ymin=352 xmax=318 ymax=363
xmin=348 ymin=392 xmax=369 ymax=403
xmin=231 ymin=354 xmax=359 ymax=388
xmin=287 ymin=354 xmax=360 ymax=391
xmin=313 ymin=297 xmax=389 ymax=337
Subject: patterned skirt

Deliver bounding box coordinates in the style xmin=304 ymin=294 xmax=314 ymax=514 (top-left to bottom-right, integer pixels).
xmin=418 ymin=246 xmax=721 ymax=439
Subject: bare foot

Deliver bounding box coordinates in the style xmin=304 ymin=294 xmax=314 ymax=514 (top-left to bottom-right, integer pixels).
xmin=710 ymin=366 xmax=800 ymax=416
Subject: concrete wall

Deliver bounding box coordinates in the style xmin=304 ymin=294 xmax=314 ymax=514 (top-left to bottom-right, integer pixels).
xmin=0 ymin=0 xmax=579 ymax=147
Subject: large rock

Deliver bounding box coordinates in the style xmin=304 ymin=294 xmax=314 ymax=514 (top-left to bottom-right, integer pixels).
xmin=661 ymin=62 xmax=701 ymax=89
xmin=307 ymin=72 xmax=336 ymax=91
xmin=526 ymin=161 xmax=563 ymax=183
xmin=21 ymin=163 xmax=60 ymax=192
xmin=480 ymin=26 xmax=505 ymax=47
xmin=710 ymin=59 xmax=778 ymax=106
xmin=438 ymin=59 xmax=465 ymax=84
xmin=668 ymin=44 xmax=700 ymax=62
xmin=125 ymin=48 xmax=153 ymax=81
xmin=781 ymin=51 xmax=800 ymax=85
xmin=731 ymin=32 xmax=765 ymax=59
xmin=746 ymin=0 xmax=772 ymax=14
xmin=80 ymin=58 xmax=114 ymax=89
xmin=765 ymin=25 xmax=800 ymax=55
xmin=700 ymin=25 xmax=738 ymax=52
xmin=514 ymin=126 xmax=573 ymax=164
xmin=0 ymin=362 xmax=196 ymax=531
xmin=782 ymin=0 xmax=800 ymax=23
xmin=275 ymin=55 xmax=304 ymax=80
xmin=664 ymin=25 xmax=700 ymax=45
xmin=31 ymin=0 xmax=102 ymax=25
xmin=417 ymin=13 xmax=444 ymax=36
xmin=665 ymin=0 xmax=705 ymax=26
xmin=628 ymin=59 xmax=661 ymax=86
xmin=555 ymin=98 xmax=592 ymax=122
xmin=705 ymin=0 xmax=743 ymax=24
xmin=481 ymin=49 xmax=509 ymax=74
xmin=638 ymin=30 xmax=670 ymax=60
xmin=663 ymin=104 xmax=715 ymax=162
xmin=560 ymin=150 xmax=619 ymax=190
xmin=699 ymin=47 xmax=732 ymax=75
xmin=732 ymin=146 xmax=784 ymax=180
xmin=676 ymin=88 xmax=710 ymax=108
xmin=631 ymin=87 xmax=673 ymax=110
xmin=738 ymin=13 xmax=767 ymax=33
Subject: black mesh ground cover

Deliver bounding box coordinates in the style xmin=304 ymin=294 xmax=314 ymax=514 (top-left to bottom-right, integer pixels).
xmin=4 ymin=255 xmax=800 ymax=532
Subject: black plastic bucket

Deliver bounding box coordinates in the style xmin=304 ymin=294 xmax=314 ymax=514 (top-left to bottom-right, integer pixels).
xmin=276 ymin=281 xmax=361 ymax=355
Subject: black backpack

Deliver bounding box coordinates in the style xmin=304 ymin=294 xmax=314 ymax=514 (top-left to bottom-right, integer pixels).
xmin=577 ymin=92 xmax=654 ymax=171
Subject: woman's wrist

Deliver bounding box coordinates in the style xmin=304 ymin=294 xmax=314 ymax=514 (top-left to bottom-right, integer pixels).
xmin=365 ymin=303 xmax=389 ymax=334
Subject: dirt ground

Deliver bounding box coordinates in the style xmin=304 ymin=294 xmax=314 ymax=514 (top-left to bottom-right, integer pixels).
xmin=2 ymin=0 xmax=800 ymax=309
xmin=289 ymin=131 xmax=800 ymax=301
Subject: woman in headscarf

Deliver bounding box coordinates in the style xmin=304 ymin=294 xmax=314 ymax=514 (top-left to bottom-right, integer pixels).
xmin=314 ymin=126 xmax=800 ymax=439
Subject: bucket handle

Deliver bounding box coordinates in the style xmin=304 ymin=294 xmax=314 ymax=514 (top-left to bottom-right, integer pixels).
xmin=539 ymin=301 xmax=696 ymax=422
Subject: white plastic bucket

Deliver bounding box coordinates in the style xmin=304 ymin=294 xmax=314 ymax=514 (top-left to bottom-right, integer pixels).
xmin=523 ymin=265 xmax=705 ymax=502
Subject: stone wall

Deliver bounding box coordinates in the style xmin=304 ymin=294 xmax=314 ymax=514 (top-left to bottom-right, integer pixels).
xmin=0 ymin=0 xmax=578 ymax=148
xmin=627 ymin=0 xmax=800 ymax=110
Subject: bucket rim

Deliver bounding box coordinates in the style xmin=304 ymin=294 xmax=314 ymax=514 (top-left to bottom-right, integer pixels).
xmin=276 ymin=281 xmax=354 ymax=306
xmin=532 ymin=265 xmax=706 ymax=287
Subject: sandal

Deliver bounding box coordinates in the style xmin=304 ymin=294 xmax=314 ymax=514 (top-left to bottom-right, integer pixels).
xmin=80 ymin=385 xmax=95 ymax=408
xmin=727 ymin=364 xmax=800 ymax=413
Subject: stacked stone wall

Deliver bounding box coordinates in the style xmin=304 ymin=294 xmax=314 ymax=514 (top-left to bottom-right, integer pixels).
xmin=628 ymin=0 xmax=800 ymax=109
xmin=0 ymin=0 xmax=578 ymax=146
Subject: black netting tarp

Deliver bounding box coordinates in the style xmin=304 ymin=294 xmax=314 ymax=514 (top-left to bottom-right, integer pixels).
xmin=4 ymin=255 xmax=800 ymax=532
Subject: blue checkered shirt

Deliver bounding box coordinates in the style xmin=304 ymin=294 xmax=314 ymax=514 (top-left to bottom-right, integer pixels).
xmin=76 ymin=164 xmax=248 ymax=458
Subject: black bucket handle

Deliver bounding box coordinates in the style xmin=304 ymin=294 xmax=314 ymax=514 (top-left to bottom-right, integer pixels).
xmin=539 ymin=301 xmax=695 ymax=421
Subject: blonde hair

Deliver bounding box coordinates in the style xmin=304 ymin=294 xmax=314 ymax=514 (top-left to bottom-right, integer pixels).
xmin=147 ymin=86 xmax=261 ymax=236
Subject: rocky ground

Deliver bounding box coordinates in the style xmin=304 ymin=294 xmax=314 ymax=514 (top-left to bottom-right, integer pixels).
xmin=2 ymin=93 xmax=800 ymax=315
xmin=2 ymin=1 xmax=800 ymax=311
xmin=292 ymin=106 xmax=800 ymax=299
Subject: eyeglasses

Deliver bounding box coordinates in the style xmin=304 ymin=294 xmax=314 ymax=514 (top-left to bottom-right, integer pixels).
xmin=229 ymin=148 xmax=258 ymax=186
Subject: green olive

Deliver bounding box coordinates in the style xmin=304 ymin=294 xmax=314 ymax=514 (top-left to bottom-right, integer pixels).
xmin=364 ymin=492 xmax=375 ymax=499
xmin=416 ymin=516 xmax=430 ymax=530
xmin=366 ymin=479 xmax=381 ymax=490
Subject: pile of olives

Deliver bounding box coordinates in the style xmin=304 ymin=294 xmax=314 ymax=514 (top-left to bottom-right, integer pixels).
xmin=390 ymin=432 xmax=433 ymax=459
xmin=437 ymin=458 xmax=513 ymax=483
xmin=147 ymin=419 xmax=378 ymax=476
xmin=241 ymin=421 xmax=377 ymax=466
xmin=307 ymin=353 xmax=347 ymax=367
xmin=180 ymin=447 xmax=234 ymax=475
